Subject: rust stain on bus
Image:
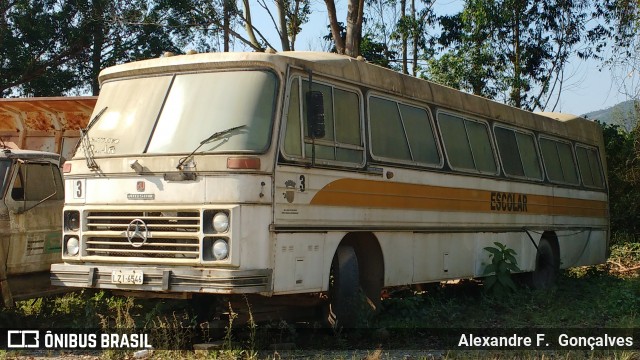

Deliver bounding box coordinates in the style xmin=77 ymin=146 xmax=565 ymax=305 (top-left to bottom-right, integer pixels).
xmin=310 ymin=178 xmax=607 ymax=218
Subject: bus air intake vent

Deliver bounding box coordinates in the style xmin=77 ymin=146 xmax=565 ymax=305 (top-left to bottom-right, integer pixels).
xmin=84 ymin=210 xmax=200 ymax=260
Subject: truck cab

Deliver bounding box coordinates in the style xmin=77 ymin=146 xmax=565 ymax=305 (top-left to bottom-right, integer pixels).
xmin=0 ymin=147 xmax=64 ymax=306
xmin=0 ymin=96 xmax=95 ymax=306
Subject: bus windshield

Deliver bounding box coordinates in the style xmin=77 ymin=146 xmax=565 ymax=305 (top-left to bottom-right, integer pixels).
xmin=79 ymin=70 xmax=278 ymax=157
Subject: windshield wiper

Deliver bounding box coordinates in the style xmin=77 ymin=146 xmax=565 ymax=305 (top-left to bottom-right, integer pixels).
xmin=175 ymin=124 xmax=246 ymax=170
xmin=75 ymin=106 xmax=107 ymax=171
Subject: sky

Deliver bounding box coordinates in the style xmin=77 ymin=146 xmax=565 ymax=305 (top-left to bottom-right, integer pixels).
xmin=241 ymin=0 xmax=631 ymax=116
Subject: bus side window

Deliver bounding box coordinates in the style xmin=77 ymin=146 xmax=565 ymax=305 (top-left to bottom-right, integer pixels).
xmin=539 ymin=137 xmax=579 ymax=185
xmin=576 ymin=145 xmax=605 ymax=188
xmin=283 ymin=76 xmax=364 ymax=165
xmin=438 ymin=112 xmax=497 ymax=174
xmin=370 ymin=97 xmax=412 ymax=161
xmin=284 ymin=78 xmax=303 ymax=157
xmin=302 ymin=81 xmax=335 ymax=160
xmin=369 ymin=96 xmax=440 ymax=167
xmin=494 ymin=126 xmax=543 ymax=181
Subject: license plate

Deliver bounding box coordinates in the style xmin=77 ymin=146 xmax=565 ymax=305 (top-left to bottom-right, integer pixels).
xmin=111 ymin=270 xmax=143 ymax=285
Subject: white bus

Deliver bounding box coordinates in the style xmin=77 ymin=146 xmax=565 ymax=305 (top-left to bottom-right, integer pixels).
xmin=51 ymin=51 xmax=608 ymax=326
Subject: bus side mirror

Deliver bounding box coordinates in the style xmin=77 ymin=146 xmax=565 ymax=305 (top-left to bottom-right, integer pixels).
xmin=306 ymin=91 xmax=325 ymax=139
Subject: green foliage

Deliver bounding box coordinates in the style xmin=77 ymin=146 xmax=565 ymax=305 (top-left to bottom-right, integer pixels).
xmin=2 ymin=243 xmax=640 ymax=357
xmin=483 ymin=242 xmax=521 ymax=296
xmin=427 ymin=0 xmax=612 ymax=110
xmin=0 ymin=0 xmax=192 ymax=97
xmin=600 ymin=122 xmax=640 ymax=241
xmin=285 ymin=0 xmax=311 ymax=49
xmin=360 ymin=33 xmax=397 ymax=69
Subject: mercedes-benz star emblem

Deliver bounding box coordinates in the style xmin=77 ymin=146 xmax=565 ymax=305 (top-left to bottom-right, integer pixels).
xmin=126 ymin=219 xmax=149 ymax=248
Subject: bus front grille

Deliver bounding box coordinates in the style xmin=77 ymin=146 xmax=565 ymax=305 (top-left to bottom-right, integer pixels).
xmin=84 ymin=210 xmax=201 ymax=259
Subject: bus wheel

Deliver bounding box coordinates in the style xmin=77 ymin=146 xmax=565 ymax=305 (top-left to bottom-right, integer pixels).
xmin=530 ymin=237 xmax=559 ymax=289
xmin=327 ymin=245 xmax=360 ymax=328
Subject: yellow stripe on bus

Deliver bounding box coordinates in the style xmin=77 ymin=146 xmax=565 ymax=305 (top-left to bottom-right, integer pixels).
xmin=310 ymin=178 xmax=607 ymax=218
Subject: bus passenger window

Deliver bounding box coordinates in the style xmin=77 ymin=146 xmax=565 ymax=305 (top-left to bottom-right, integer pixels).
xmin=517 ymin=132 xmax=543 ymax=180
xmin=438 ymin=113 xmax=497 ymax=174
xmin=540 ymin=137 xmax=579 ymax=185
xmin=284 ymin=79 xmax=302 ymax=157
xmin=576 ymin=146 xmax=605 ymax=188
xmin=399 ymin=104 xmax=440 ymax=165
xmin=494 ymin=126 xmax=543 ymax=180
xmin=370 ymin=97 xmax=411 ymax=161
xmin=369 ymin=96 xmax=440 ymax=166
xmin=283 ymin=76 xmax=364 ymax=166
xmin=439 ymin=113 xmax=474 ymax=170
xmin=334 ymin=89 xmax=362 ymax=162
xmin=466 ymin=121 xmax=497 ymax=173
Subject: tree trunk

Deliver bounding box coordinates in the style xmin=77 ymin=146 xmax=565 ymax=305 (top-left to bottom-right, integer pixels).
xmin=242 ymin=0 xmax=262 ymax=50
xmin=401 ymin=0 xmax=407 ymax=74
xmin=290 ymin=0 xmax=301 ymax=50
xmin=411 ymin=0 xmax=418 ymax=76
xmin=325 ymin=0 xmax=345 ymax=54
xmin=510 ymin=1 xmax=522 ymax=108
xmin=345 ymin=0 xmax=364 ymax=57
xmin=275 ymin=0 xmax=291 ymax=51
xmin=91 ymin=0 xmax=105 ymax=95
xmin=223 ymin=0 xmax=231 ymax=52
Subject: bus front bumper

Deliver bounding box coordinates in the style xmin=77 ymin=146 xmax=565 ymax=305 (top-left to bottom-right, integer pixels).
xmin=50 ymin=264 xmax=272 ymax=294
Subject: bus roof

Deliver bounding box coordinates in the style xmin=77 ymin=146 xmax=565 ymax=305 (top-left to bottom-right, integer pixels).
xmin=98 ymin=51 xmax=601 ymax=146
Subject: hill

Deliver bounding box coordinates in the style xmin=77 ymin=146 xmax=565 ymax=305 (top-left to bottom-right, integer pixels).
xmin=582 ymin=99 xmax=638 ymax=131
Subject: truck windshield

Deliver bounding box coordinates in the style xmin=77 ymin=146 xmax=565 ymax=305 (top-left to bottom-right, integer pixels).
xmin=79 ymin=70 xmax=277 ymax=157
xmin=0 ymin=159 xmax=10 ymax=198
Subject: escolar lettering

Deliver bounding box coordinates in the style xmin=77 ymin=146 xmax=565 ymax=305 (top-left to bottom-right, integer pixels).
xmin=490 ymin=192 xmax=528 ymax=212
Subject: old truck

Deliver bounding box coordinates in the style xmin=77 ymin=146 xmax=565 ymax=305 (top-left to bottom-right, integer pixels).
xmin=0 ymin=97 xmax=95 ymax=306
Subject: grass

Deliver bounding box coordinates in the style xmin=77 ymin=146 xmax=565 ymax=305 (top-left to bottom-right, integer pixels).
xmin=1 ymin=241 xmax=640 ymax=359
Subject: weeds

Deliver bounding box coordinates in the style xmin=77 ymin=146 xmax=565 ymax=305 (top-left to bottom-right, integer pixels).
xmin=2 ymin=243 xmax=640 ymax=358
xmin=482 ymin=242 xmax=521 ymax=296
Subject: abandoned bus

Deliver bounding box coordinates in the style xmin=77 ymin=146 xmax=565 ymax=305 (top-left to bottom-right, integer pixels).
xmin=51 ymin=52 xmax=608 ymax=325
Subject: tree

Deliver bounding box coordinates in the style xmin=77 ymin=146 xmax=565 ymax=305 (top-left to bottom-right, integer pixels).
xmin=324 ymin=0 xmax=365 ymax=57
xmin=254 ymin=0 xmax=310 ymax=51
xmin=0 ymin=0 xmax=89 ymax=96
xmin=600 ymin=123 xmax=640 ymax=239
xmin=424 ymin=0 xmax=503 ymax=98
xmin=427 ymin=0 xmax=608 ymax=111
xmin=606 ymin=0 xmax=639 ymax=120
xmin=1 ymin=0 xmax=192 ymax=97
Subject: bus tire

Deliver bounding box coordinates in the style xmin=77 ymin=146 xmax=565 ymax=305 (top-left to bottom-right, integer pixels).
xmin=530 ymin=237 xmax=559 ymax=289
xmin=327 ymin=244 xmax=360 ymax=328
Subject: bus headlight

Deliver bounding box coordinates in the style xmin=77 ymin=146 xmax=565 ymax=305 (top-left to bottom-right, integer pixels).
xmin=66 ymin=237 xmax=80 ymax=256
xmin=212 ymin=212 xmax=229 ymax=233
xmin=64 ymin=211 xmax=80 ymax=231
xmin=212 ymin=239 xmax=229 ymax=260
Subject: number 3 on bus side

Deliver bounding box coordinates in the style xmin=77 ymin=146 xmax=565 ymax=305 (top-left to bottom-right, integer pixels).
xmin=73 ymin=179 xmax=86 ymax=199
xmin=299 ymin=175 xmax=306 ymax=192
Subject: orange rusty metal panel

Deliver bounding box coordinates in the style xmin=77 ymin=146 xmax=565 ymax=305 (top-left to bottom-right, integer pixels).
xmin=0 ymin=97 xmax=96 ymax=157
xmin=0 ymin=97 xmax=96 ymax=132
xmin=0 ymin=113 xmax=19 ymax=131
